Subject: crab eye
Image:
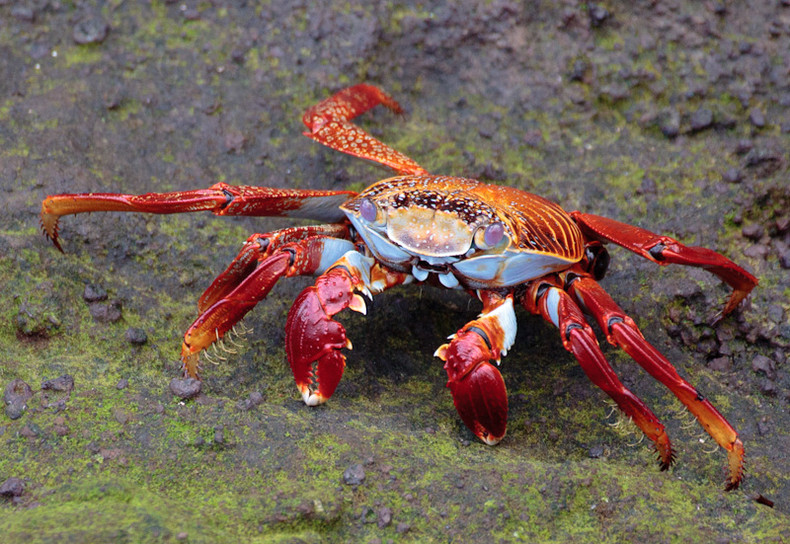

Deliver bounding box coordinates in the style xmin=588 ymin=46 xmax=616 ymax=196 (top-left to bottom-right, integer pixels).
xmin=474 ymin=221 xmax=507 ymax=249
xmin=358 ymin=198 xmax=379 ymax=223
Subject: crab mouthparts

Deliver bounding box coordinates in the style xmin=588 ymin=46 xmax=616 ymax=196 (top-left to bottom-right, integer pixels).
xmin=411 ymin=260 xmax=461 ymax=288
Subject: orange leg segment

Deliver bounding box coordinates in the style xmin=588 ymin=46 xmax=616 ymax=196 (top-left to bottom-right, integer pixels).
xmin=568 ymin=274 xmax=744 ymax=490
xmin=41 ymin=183 xmax=356 ymax=251
xmin=522 ymin=282 xmax=675 ymax=470
xmin=180 ymin=233 xmax=355 ymax=377
xmin=302 ymin=84 xmax=428 ymax=176
xmin=571 ymin=212 xmax=758 ymax=323
xmin=197 ymin=224 xmax=350 ymax=313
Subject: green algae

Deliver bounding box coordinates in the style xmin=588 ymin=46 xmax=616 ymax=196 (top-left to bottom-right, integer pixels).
xmin=2 ymin=1 xmax=789 ymax=542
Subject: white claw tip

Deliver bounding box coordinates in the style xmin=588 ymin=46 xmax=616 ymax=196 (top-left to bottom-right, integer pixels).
xmin=480 ymin=434 xmax=504 ymax=446
xmin=349 ymin=294 xmax=367 ymax=315
xmin=301 ymin=388 xmax=327 ymax=406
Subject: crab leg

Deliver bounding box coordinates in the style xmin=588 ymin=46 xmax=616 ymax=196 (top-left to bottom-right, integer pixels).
xmin=285 ymin=251 xmax=410 ymax=405
xmin=198 ymin=224 xmax=350 ymax=313
xmin=180 ymin=234 xmax=355 ymax=377
xmin=571 ymin=212 xmax=758 ymax=323
xmin=522 ymin=282 xmax=676 ymax=470
xmin=434 ymin=291 xmax=516 ymax=445
xmin=567 ymin=274 xmax=744 ymax=490
xmin=41 ymin=183 xmax=355 ymax=251
xmin=302 ymin=84 xmax=428 ymax=176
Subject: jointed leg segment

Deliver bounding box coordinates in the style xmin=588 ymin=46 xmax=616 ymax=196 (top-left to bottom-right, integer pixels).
xmin=181 ymin=229 xmax=355 ymax=377
xmin=41 ymin=183 xmax=356 ymax=251
xmin=521 ymin=281 xmax=676 ymax=470
xmin=571 ymin=212 xmax=758 ymax=322
xmin=567 ymin=274 xmax=744 ymax=489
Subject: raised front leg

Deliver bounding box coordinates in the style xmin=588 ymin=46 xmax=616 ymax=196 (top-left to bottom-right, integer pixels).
xmin=41 ymin=183 xmax=356 ymax=251
xmin=285 ymin=251 xmax=411 ymax=405
xmin=567 ymin=273 xmax=744 ymax=490
xmin=180 ymin=232 xmax=355 ymax=377
xmin=435 ymin=291 xmax=516 ymax=445
xmin=302 ymin=84 xmax=428 ymax=176
xmin=571 ymin=212 xmax=758 ymax=322
xmin=522 ymin=281 xmax=675 ymax=470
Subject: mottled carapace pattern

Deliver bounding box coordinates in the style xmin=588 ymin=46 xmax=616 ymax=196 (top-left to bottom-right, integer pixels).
xmin=344 ymin=175 xmax=584 ymax=262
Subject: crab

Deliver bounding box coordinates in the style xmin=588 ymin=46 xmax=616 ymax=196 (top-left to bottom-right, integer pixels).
xmin=41 ymin=84 xmax=758 ymax=490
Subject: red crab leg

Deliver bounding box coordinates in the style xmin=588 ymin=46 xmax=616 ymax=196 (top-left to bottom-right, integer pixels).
xmin=285 ymin=251 xmax=410 ymax=405
xmin=302 ymin=84 xmax=428 ymax=176
xmin=571 ymin=212 xmax=758 ymax=323
xmin=567 ymin=274 xmax=744 ymax=490
xmin=180 ymin=233 xmax=355 ymax=377
xmin=434 ymin=291 xmax=516 ymax=445
xmin=522 ymin=282 xmax=676 ymax=470
xmin=41 ymin=183 xmax=356 ymax=251
xmin=198 ymin=224 xmax=350 ymax=313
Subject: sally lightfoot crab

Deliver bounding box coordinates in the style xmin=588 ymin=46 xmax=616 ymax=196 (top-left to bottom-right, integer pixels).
xmin=41 ymin=84 xmax=757 ymax=490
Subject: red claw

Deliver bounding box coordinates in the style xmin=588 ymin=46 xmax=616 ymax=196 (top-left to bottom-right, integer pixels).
xmin=439 ymin=329 xmax=508 ymax=445
xmin=285 ymin=269 xmax=357 ymax=405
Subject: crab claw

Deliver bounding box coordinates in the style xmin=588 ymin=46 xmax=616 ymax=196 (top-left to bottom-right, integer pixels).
xmin=436 ymin=328 xmax=508 ymax=445
xmin=285 ymin=268 xmax=360 ymax=406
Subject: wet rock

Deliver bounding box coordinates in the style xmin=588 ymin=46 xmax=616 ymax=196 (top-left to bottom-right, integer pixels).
xmin=83 ymin=284 xmax=108 ymax=302
xmin=125 ymin=327 xmax=148 ymax=345
xmin=73 ymin=16 xmax=110 ymax=45
xmin=377 ymin=506 xmax=393 ymax=528
xmin=4 ymin=379 xmax=33 ymax=420
xmin=113 ymin=407 xmax=130 ymax=424
xmin=16 ymin=300 xmax=61 ymax=338
xmin=182 ymin=8 xmax=201 ymax=21
xmin=116 ymin=378 xmax=129 ymax=390
xmin=0 ymin=477 xmax=25 ymax=498
xmin=169 ymin=377 xmax=202 ymax=400
xmin=224 ymin=131 xmax=247 ymax=154
xmin=21 ymin=423 xmax=41 ymax=438
xmin=659 ymin=108 xmax=680 ymax=138
xmin=213 ymin=426 xmax=225 ymax=445
xmin=89 ymin=300 xmax=123 ymax=323
xmin=236 ymin=391 xmax=264 ymax=411
xmin=749 ymin=108 xmax=766 ymax=128
xmin=343 ymin=463 xmax=366 ymax=486
xmin=637 ymin=175 xmax=657 ymax=195
xmin=395 ymin=522 xmax=411 ymax=534
xmin=752 ymin=355 xmax=777 ymax=379
xmin=767 ymin=305 xmax=785 ymax=324
xmin=523 ymin=129 xmax=543 ymax=148
xmin=743 ymin=243 xmax=770 ymax=259
xmin=707 ymin=356 xmax=732 ymax=372
xmin=568 ymin=58 xmax=589 ymax=82
xmin=722 ymin=168 xmax=742 ymax=184
xmin=690 ymin=108 xmax=714 ymax=132
xmin=760 ymin=379 xmax=777 ymax=397
xmin=41 ymin=375 xmax=74 ymax=393
xmin=742 ymin=223 xmax=764 ymax=240
xmin=11 ymin=6 xmax=35 ymax=22
xmin=779 ymin=248 xmax=790 ymax=269
xmin=589 ymin=444 xmax=605 ymax=458
xmin=588 ymin=4 xmax=610 ymax=27
xmin=744 ymin=148 xmax=782 ymax=178
xmin=735 ymin=139 xmax=754 ymax=155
